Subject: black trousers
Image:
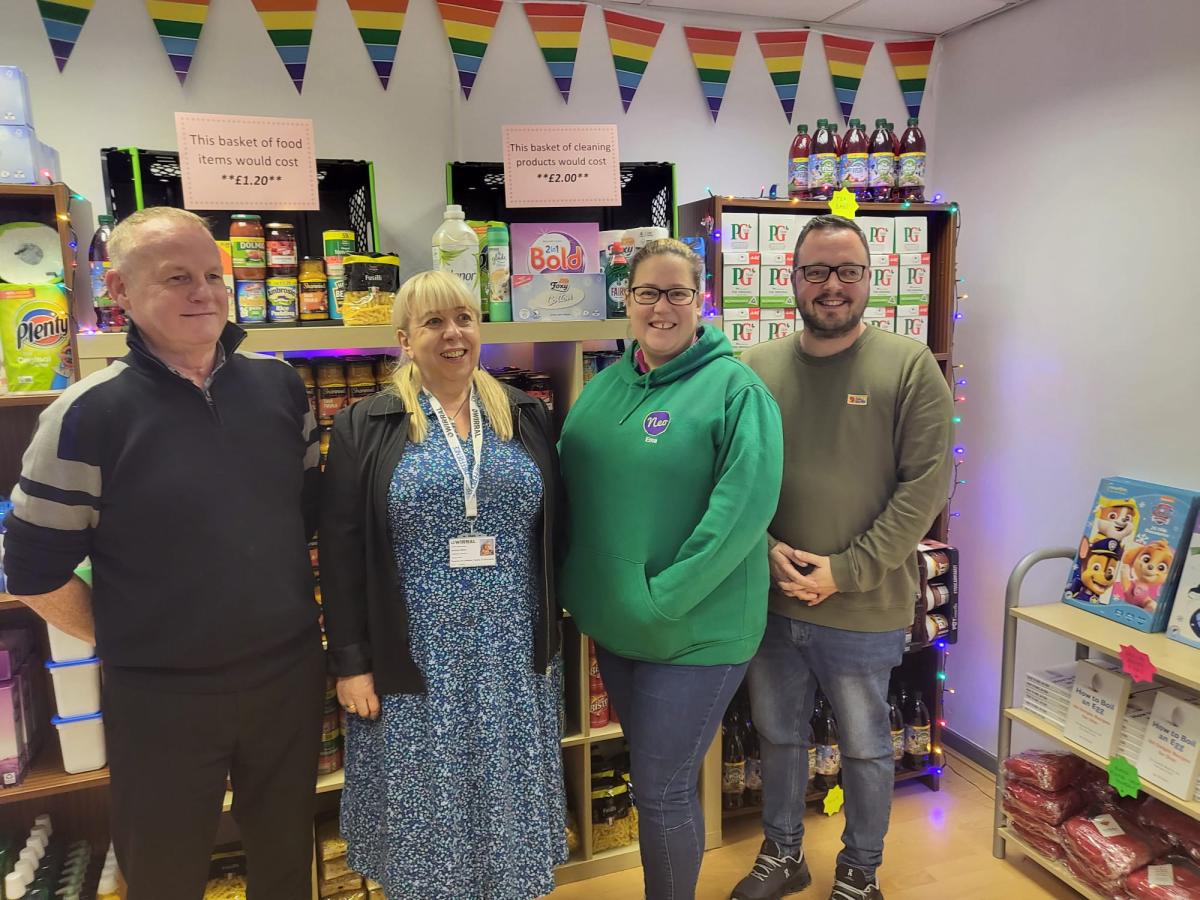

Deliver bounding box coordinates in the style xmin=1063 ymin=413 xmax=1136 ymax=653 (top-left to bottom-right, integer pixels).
xmin=102 ymin=643 xmax=325 ymax=900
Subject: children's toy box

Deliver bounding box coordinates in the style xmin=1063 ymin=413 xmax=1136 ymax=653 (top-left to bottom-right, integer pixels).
xmin=1166 ymin=521 xmax=1200 ymax=649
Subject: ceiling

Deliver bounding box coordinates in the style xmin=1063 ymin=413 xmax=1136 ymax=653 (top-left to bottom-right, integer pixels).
xmin=629 ymin=0 xmax=1030 ymax=36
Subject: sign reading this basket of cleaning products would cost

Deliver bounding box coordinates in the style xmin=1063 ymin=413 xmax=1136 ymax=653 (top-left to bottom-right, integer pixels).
xmin=502 ymin=125 xmax=622 ymax=208
xmin=174 ymin=112 xmax=319 ymax=210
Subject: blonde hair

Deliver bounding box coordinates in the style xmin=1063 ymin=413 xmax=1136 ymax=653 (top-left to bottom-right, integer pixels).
xmin=109 ymin=206 xmax=212 ymax=269
xmin=390 ymin=270 xmax=513 ymax=443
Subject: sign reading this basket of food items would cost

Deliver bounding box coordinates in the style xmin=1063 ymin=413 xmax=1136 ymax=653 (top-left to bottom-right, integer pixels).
xmin=502 ymin=125 xmax=622 ymax=208
xmin=175 ymin=112 xmax=319 ymax=210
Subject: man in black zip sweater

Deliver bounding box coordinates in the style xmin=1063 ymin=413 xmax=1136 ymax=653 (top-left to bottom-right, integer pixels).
xmin=2 ymin=208 xmax=324 ymax=900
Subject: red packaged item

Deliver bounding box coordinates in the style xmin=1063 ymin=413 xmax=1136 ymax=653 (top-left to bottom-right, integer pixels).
xmin=1065 ymin=849 xmax=1130 ymax=899
xmin=1064 ymin=810 xmax=1173 ymax=881
xmin=588 ymin=639 xmax=610 ymax=729
xmin=1003 ymin=780 xmax=1085 ymax=826
xmin=1011 ymin=821 xmax=1065 ymax=860
xmin=1003 ymin=750 xmax=1086 ymax=792
xmin=1137 ymin=798 xmax=1200 ymax=865
xmin=1125 ymin=858 xmax=1200 ymax=900
xmin=1005 ymin=808 xmax=1064 ymax=847
xmin=1080 ymin=764 xmax=1120 ymax=809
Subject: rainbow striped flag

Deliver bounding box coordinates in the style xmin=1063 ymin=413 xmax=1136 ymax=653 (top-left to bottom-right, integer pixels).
xmin=36 ymin=0 xmax=95 ymax=71
xmin=755 ymin=29 xmax=809 ymax=123
xmin=602 ymin=9 xmax=663 ymax=113
xmin=346 ymin=0 xmax=409 ymax=89
xmin=523 ymin=2 xmax=586 ymax=103
xmin=822 ymin=33 xmax=873 ymax=126
xmin=886 ymin=39 xmax=935 ymax=120
xmin=144 ymin=0 xmax=210 ymax=84
xmin=252 ymin=0 xmax=317 ymax=93
xmin=437 ymin=0 xmax=504 ymax=100
xmin=683 ymin=26 xmax=740 ymax=122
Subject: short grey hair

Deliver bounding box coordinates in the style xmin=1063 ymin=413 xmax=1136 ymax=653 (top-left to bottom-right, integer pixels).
xmin=793 ymin=214 xmax=870 ymax=262
xmin=108 ymin=207 xmax=212 ymax=269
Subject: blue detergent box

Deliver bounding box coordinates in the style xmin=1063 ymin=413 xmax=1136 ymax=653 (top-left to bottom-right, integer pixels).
xmin=1062 ymin=476 xmax=1200 ymax=632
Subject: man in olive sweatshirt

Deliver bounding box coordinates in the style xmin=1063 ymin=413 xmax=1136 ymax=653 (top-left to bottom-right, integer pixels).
xmin=731 ymin=216 xmax=953 ymax=900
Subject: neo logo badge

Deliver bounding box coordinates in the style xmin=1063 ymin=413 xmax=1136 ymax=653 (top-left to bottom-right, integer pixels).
xmin=643 ymin=410 xmax=671 ymax=443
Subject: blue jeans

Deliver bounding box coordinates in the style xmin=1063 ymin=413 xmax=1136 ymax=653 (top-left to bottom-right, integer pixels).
xmin=596 ymin=645 xmax=747 ymax=900
xmin=747 ymin=613 xmax=905 ymax=875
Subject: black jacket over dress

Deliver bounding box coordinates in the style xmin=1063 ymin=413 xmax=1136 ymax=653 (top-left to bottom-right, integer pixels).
xmin=319 ymin=383 xmax=563 ymax=694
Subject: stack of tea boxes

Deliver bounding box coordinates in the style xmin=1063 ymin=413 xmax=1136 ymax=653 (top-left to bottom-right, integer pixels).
xmin=719 ymin=212 xmax=930 ymax=350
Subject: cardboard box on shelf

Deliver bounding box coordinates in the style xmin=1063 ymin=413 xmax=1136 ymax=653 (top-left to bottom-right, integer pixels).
xmin=721 ymin=251 xmax=760 ymax=308
xmin=720 ymin=213 xmax=758 ymax=252
xmin=859 ymin=217 xmax=895 ymax=253
xmin=510 ymin=223 xmax=602 ymax=276
xmin=863 ymin=305 xmax=896 ymax=333
xmin=869 ymin=253 xmax=899 ymax=305
xmin=759 ymin=252 xmax=795 ymax=308
xmin=760 ymin=307 xmax=798 ymax=342
xmin=899 ymin=252 xmax=931 ymax=300
xmin=511 ymin=273 xmax=606 ymax=322
xmin=0 ymin=125 xmax=58 ymax=185
xmin=759 ymin=214 xmax=810 ymax=253
xmin=723 ymin=306 xmax=760 ymax=350
xmin=896 ymin=303 xmax=929 ymax=344
xmin=0 ymin=67 xmax=34 ymax=127
xmin=894 ymin=216 xmax=929 ymax=253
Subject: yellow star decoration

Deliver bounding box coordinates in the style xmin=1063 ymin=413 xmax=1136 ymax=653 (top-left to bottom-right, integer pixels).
xmin=822 ymin=784 xmax=845 ymax=816
xmin=829 ymin=188 xmax=859 ymax=220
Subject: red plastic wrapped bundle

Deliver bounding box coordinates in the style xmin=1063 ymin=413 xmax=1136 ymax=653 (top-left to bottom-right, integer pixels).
xmin=1079 ymin=764 xmax=1120 ymax=809
xmin=1063 ymin=810 xmax=1173 ymax=881
xmin=1065 ymin=849 xmax=1129 ymax=899
xmin=1003 ymin=750 xmax=1086 ymax=792
xmin=1125 ymin=858 xmax=1200 ymax=899
xmin=1006 ymin=811 xmax=1064 ymax=848
xmin=1002 ymin=780 xmax=1085 ymax=826
xmin=1136 ymin=799 xmax=1200 ymax=865
xmin=1011 ymin=821 xmax=1065 ymax=860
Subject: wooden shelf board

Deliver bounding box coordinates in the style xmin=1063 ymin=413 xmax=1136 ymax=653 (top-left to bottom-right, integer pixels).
xmin=1004 ymin=707 xmax=1200 ymax=818
xmin=996 ymin=826 xmax=1108 ymax=900
xmin=0 ymin=596 xmax=26 ymax=613
xmin=0 ymin=744 xmax=108 ymax=805
xmin=710 ymin=198 xmax=953 ymax=214
xmin=1011 ymin=603 xmax=1200 ymax=692
xmin=0 ymin=392 xmax=61 ymax=409
xmin=561 ymin=731 xmax=587 ymax=748
xmin=587 ymin=722 xmax=625 ymax=743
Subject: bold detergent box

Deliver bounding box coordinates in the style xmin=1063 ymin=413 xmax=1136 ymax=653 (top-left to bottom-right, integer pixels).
xmin=1062 ymin=477 xmax=1200 ymax=632
xmin=510 ymin=223 xmax=601 ymax=276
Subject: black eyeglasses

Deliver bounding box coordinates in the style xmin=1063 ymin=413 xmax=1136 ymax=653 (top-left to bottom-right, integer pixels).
xmin=629 ymin=286 xmax=699 ymax=306
xmin=792 ymin=264 xmax=867 ymax=284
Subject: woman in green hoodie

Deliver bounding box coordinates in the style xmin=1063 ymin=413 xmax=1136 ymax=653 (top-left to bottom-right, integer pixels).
xmin=559 ymin=239 xmax=784 ymax=899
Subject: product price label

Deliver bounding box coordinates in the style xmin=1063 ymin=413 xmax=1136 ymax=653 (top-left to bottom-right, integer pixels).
xmin=1148 ymin=865 xmax=1174 ymax=888
xmin=175 ymin=112 xmax=319 ymax=210
xmin=1091 ymin=814 xmax=1125 ymax=839
xmin=503 ymin=124 xmax=621 ymax=208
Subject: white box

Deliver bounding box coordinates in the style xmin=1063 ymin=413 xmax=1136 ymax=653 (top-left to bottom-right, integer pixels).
xmin=721 ymin=213 xmax=758 ymax=252
xmin=863 ymin=306 xmax=895 ymax=332
xmin=758 ymin=215 xmax=799 ymax=253
xmin=1167 ymin=525 xmax=1200 ymax=650
xmin=721 ymin=252 xmax=760 ymax=308
xmin=899 ymin=253 xmax=931 ymax=299
xmin=723 ymin=306 xmax=760 ymax=349
xmin=869 ymin=253 xmax=899 ymax=305
xmin=760 ymin=308 xmax=798 ymax=342
xmin=0 ymin=125 xmax=54 ymax=185
xmin=52 ymin=711 xmax=105 ymax=774
xmin=0 ymin=67 xmax=34 ymax=127
xmin=47 ymin=624 xmax=94 ymax=664
xmin=897 ymin=303 xmax=929 ymax=344
xmin=759 ymin=252 xmax=794 ymax=308
xmin=895 ymin=217 xmax=929 ymax=253
xmin=44 ymin=657 xmax=101 ymax=718
xmin=859 ymin=217 xmax=895 ymax=254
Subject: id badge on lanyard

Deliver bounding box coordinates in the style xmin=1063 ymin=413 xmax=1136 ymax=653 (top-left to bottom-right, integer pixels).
xmin=426 ymin=388 xmax=498 ymax=568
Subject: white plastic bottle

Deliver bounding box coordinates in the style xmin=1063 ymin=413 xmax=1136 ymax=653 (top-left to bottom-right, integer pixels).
xmin=432 ymin=204 xmax=481 ymax=298
xmin=96 ymin=867 xmax=121 ymax=899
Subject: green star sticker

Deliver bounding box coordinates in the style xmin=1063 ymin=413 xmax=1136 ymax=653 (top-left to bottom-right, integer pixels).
xmin=823 ymin=784 xmax=845 ymax=816
xmin=1107 ymin=755 xmax=1141 ymax=799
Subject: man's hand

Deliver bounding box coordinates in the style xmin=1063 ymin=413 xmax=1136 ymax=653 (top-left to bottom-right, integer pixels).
xmin=788 ymin=550 xmax=840 ymax=606
xmin=769 ymin=541 xmax=820 ymax=603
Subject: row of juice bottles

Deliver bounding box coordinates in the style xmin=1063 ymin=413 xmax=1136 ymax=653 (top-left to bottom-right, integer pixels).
xmin=1 ymin=814 xmax=119 ymax=899
xmin=788 ymin=117 xmax=927 ymax=204
xmin=721 ymin=681 xmax=933 ymax=810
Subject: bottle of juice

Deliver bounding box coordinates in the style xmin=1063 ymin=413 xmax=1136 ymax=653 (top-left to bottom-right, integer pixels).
xmin=904 ymin=690 xmax=932 ymax=769
xmin=898 ymin=117 xmax=927 ymax=203
xmin=888 ymin=693 xmax=905 ymax=771
xmin=605 ymin=243 xmax=628 ymax=319
xmin=842 ymin=118 xmax=869 ymax=200
xmin=868 ymin=118 xmax=897 ymax=203
xmin=721 ymin=714 xmax=746 ymax=810
xmin=788 ymin=124 xmax=811 ymax=200
xmin=89 ymin=215 xmax=125 ymax=332
xmin=808 ymin=119 xmax=837 ymax=201
xmin=432 ymin=204 xmax=481 ymax=297
xmin=812 ymin=698 xmax=841 ymax=791
xmin=829 ymin=123 xmax=843 ymax=188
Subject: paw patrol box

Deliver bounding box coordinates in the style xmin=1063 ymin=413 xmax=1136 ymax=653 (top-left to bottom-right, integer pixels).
xmin=1062 ymin=477 xmax=1200 ymax=633
xmin=1166 ymin=522 xmax=1200 ymax=650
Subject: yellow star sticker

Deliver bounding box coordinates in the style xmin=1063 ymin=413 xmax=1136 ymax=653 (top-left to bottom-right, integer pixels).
xmin=828 ymin=188 xmax=859 ymax=220
xmin=822 ymin=784 xmax=845 ymax=816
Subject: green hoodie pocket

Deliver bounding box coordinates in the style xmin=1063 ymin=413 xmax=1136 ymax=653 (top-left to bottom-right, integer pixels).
xmin=561 ymin=547 xmax=691 ymax=661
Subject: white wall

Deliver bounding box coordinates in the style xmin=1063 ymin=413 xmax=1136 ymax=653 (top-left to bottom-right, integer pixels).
xmin=932 ymin=0 xmax=1200 ymax=756
xmin=1 ymin=0 xmax=918 ymax=271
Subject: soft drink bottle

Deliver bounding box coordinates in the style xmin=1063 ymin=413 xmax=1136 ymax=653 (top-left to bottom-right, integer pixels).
xmin=721 ymin=714 xmax=746 ymax=810
xmin=808 ymin=119 xmax=837 ymax=201
xmin=897 ymin=117 xmax=927 ymax=203
xmin=904 ymin=689 xmax=932 ymax=769
xmin=788 ymin=124 xmax=811 ymax=200
xmin=829 ymin=123 xmax=843 ymax=188
xmin=868 ymin=118 xmax=897 ymax=203
xmin=813 ymin=701 xmax=841 ymax=791
xmin=805 ymin=723 xmax=816 ymax=789
xmin=888 ymin=693 xmax=905 ymax=771
xmin=744 ymin=720 xmax=762 ymax=806
xmin=89 ymin=215 xmax=125 ymax=331
xmin=842 ymin=118 xmax=870 ymax=200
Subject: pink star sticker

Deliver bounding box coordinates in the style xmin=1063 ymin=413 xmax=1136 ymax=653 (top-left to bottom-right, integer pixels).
xmin=1119 ymin=644 xmax=1157 ymax=683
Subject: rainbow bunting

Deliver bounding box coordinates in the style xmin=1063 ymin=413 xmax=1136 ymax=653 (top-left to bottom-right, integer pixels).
xmin=346 ymin=0 xmax=409 ymax=89
xmin=683 ymin=26 xmax=740 ymax=122
xmin=144 ymin=0 xmax=210 ymax=84
xmin=754 ymin=29 xmax=809 ymax=123
xmin=437 ymin=0 xmax=503 ymax=100
xmin=36 ymin=0 xmax=95 ymax=71
xmin=252 ymin=0 xmax=317 ymax=93
xmin=523 ymin=2 xmax=586 ymax=102
xmin=602 ymin=9 xmax=664 ymax=113
xmin=886 ymin=39 xmax=935 ymax=120
xmin=822 ymin=33 xmax=873 ymax=126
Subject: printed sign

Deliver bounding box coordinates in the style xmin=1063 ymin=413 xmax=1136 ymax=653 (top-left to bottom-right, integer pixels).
xmin=1063 ymin=660 xmax=1132 ymax=758
xmin=502 ymin=124 xmax=621 ymax=208
xmin=175 ymin=112 xmax=319 ymax=210
xmin=1137 ymin=689 xmax=1200 ymax=799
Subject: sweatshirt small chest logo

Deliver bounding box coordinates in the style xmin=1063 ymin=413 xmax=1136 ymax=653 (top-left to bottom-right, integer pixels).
xmin=847 ymin=393 xmax=869 ymax=406
xmin=643 ymin=410 xmax=671 ymax=443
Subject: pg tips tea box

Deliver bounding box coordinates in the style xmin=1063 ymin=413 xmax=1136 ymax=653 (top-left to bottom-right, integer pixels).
xmin=894 ymin=216 xmax=929 ymax=253
xmin=759 ymin=252 xmax=795 ymax=308
xmin=721 ymin=252 xmax=760 ymax=309
xmin=859 ymin=217 xmax=895 ymax=253
xmin=899 ymin=253 xmax=930 ymax=304
xmin=760 ymin=308 xmax=797 ymax=343
xmin=896 ymin=303 xmax=929 ymax=344
xmin=869 ymin=254 xmax=899 ymax=306
xmin=510 ymin=223 xmax=601 ymax=276
xmin=759 ymin=215 xmax=811 ymax=253
xmin=723 ymin=306 xmax=759 ymax=350
xmin=1062 ymin=477 xmax=1200 ymax=632
xmin=863 ymin=305 xmax=896 ymax=333
xmin=720 ymin=213 xmax=758 ymax=252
